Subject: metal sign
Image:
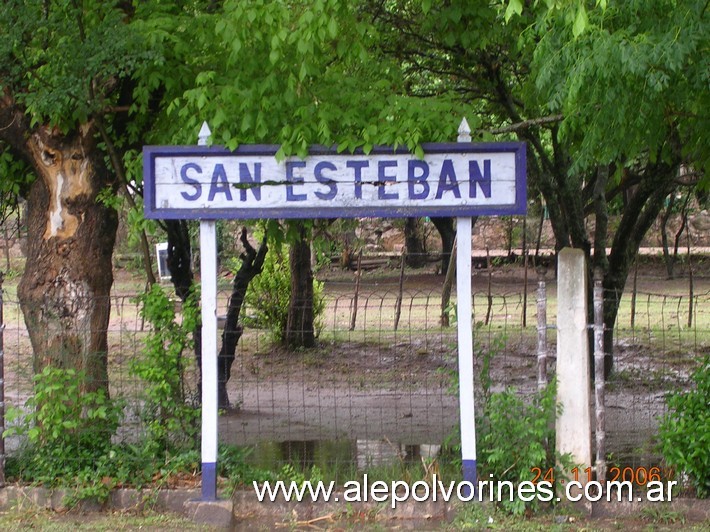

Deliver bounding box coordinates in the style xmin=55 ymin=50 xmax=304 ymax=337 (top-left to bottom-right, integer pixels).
xmin=143 ymin=143 xmax=526 ymax=219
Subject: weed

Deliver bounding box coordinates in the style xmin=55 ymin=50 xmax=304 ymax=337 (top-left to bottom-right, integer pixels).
xmin=639 ymin=504 xmax=687 ymax=525
xmin=658 ymin=355 xmax=710 ymax=498
xmin=132 ymin=284 xmax=200 ymax=451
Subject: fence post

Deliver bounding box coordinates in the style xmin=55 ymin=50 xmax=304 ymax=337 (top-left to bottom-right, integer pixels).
xmin=593 ymin=267 xmax=606 ymax=483
xmin=0 ymin=271 xmax=5 ymax=488
xmin=440 ymin=238 xmax=457 ymax=327
xmin=536 ymin=265 xmax=548 ymax=391
xmin=349 ymin=250 xmax=362 ymax=331
xmin=556 ymin=248 xmax=592 ymax=485
xmin=394 ymin=252 xmax=405 ymax=331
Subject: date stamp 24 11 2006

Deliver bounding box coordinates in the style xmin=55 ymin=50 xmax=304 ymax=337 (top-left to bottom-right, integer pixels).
xmin=530 ymin=466 xmax=674 ymax=486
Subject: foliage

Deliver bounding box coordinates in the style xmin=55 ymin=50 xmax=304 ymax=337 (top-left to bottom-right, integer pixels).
xmin=639 ymin=505 xmax=687 ymax=526
xmin=219 ymin=444 xmax=275 ymax=490
xmin=477 ymin=382 xmax=567 ymax=515
xmin=531 ymin=0 xmax=709 ymax=178
xmin=132 ymin=283 xmax=200 ymax=451
xmin=476 ymin=338 xmax=570 ymax=514
xmin=5 ymin=367 xmax=121 ymax=470
xmin=238 ymin=248 xmax=325 ymax=344
xmin=439 ymin=335 xmax=571 ymax=514
xmin=4 ymin=367 xmax=123 ymax=500
xmin=658 ymin=357 xmax=710 ymax=498
xmin=2 ymin=365 xmax=270 ymax=502
xmin=0 ymin=0 xmax=154 ymax=130
xmin=165 ymin=0 xmax=470 ymax=152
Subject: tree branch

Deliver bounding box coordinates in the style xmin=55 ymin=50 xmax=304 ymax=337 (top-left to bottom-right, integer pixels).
xmin=487 ymin=114 xmax=564 ymax=134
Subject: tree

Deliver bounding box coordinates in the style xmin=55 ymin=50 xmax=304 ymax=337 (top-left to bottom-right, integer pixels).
xmin=0 ymin=1 xmax=153 ymax=391
xmin=218 ymin=228 xmax=267 ymax=407
xmin=0 ymin=1 xmax=250 ymax=391
xmin=171 ymin=0 xmax=478 ymax=348
xmin=528 ymin=0 xmax=708 ymax=369
xmin=403 ymin=218 xmax=428 ymax=268
xmin=365 ymin=0 xmax=708 ymax=374
xmin=285 ymin=222 xmax=316 ymax=348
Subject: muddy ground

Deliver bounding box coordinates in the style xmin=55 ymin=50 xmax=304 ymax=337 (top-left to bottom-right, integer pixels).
xmin=216 ymin=257 xmax=709 ymax=472
xmin=2 ymin=253 xmax=708 ymax=471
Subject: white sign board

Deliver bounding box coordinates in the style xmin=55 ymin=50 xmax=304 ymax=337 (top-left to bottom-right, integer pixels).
xmin=143 ymin=143 xmax=526 ymax=219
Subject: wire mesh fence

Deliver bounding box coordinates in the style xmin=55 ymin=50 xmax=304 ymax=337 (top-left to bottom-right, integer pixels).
xmin=0 ymin=265 xmax=707 ymax=483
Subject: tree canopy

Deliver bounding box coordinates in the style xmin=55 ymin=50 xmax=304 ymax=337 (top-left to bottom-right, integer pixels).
xmin=1 ymin=0 xmax=707 ymax=375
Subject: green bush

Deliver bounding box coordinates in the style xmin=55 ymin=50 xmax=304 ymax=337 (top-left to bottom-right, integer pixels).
xmin=659 ymin=356 xmax=710 ymax=498
xmin=467 ymin=337 xmax=571 ymax=515
xmin=132 ymin=283 xmax=200 ymax=451
xmin=476 ymin=383 xmax=571 ymax=515
xmin=239 ymin=248 xmax=325 ymax=344
xmin=4 ymin=366 xmax=124 ymax=498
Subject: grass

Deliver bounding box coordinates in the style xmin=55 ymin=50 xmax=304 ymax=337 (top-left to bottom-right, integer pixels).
xmin=0 ymin=506 xmax=217 ymax=531
xmin=639 ymin=504 xmax=687 ymax=526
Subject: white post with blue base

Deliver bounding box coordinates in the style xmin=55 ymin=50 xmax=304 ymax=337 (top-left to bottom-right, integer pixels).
xmin=198 ymin=122 xmax=219 ymax=501
xmin=456 ymin=118 xmax=477 ymax=495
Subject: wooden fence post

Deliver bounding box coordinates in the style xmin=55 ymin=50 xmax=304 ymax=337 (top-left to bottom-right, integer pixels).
xmin=536 ymin=265 xmax=548 ymax=391
xmin=593 ymin=267 xmax=606 ymax=482
xmin=349 ymin=250 xmax=362 ymax=331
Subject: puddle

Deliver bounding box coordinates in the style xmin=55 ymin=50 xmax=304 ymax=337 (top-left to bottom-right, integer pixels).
xmin=240 ymin=439 xmax=443 ymax=479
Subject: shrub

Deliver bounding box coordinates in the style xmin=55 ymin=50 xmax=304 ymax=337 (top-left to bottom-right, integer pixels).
xmin=4 ymin=366 xmax=123 ymax=496
xmin=239 ymin=248 xmax=325 ymax=344
xmin=658 ymin=356 xmax=709 ymax=498
xmin=132 ymin=283 xmax=200 ymax=451
xmin=476 ymin=380 xmax=571 ymax=515
xmin=450 ymin=336 xmax=572 ymax=515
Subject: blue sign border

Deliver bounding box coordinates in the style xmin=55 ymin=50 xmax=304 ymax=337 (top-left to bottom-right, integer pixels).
xmin=143 ymin=142 xmax=526 ymax=219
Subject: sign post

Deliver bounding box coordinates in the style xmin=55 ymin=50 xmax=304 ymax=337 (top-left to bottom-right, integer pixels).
xmin=455 ymin=118 xmax=477 ymax=492
xmin=143 ymin=120 xmax=526 ymax=501
xmin=197 ymin=123 xmax=219 ymax=500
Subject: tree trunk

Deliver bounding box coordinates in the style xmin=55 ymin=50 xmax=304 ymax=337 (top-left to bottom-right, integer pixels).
xmin=17 ymin=126 xmax=117 ymax=394
xmin=660 ymin=193 xmax=676 ymax=278
xmin=431 ymin=217 xmax=455 ymax=275
xmin=403 ymin=217 xmax=427 ymax=268
xmin=217 ymin=229 xmax=267 ymax=407
xmin=165 ymin=219 xmax=202 ymax=372
xmin=601 ymin=163 xmax=677 ymax=376
xmin=285 ymin=223 xmax=315 ymax=349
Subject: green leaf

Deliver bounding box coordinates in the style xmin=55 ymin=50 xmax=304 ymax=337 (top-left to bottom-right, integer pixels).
xmin=504 ymin=0 xmax=523 ymax=23
xmin=573 ymin=5 xmax=589 ymax=38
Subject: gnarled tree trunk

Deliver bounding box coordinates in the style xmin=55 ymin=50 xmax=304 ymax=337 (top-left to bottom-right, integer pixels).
xmin=17 ymin=126 xmax=117 ymax=393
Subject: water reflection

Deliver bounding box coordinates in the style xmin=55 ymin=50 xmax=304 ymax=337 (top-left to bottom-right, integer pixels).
xmin=243 ymin=439 xmax=442 ymax=476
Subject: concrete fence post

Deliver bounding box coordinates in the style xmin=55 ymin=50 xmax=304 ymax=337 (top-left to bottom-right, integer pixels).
xmin=556 ymin=248 xmax=592 ymax=481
